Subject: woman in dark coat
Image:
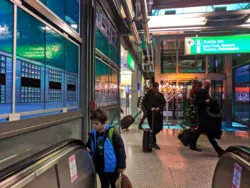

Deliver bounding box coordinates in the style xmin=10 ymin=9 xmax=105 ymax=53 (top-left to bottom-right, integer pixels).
xmin=190 ymin=81 xmax=224 ymax=157
xmin=142 ymin=82 xmax=166 ymax=149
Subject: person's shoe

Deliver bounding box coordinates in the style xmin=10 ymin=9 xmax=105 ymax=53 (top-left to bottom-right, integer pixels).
xmin=189 ymin=146 xmax=202 ymax=152
xmin=138 ymin=125 xmax=143 ymax=130
xmin=152 ymin=144 xmax=160 ymax=150
xmin=218 ymin=150 xmax=225 ymax=157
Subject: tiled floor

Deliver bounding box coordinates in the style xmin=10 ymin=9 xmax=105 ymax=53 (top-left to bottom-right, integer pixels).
xmin=121 ymin=125 xmax=250 ymax=188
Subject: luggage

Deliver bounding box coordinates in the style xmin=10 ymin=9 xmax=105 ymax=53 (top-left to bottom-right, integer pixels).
xmin=142 ymin=129 xmax=153 ymax=152
xmin=121 ymin=111 xmax=141 ymax=130
xmin=142 ymin=111 xmax=155 ymax=153
xmin=178 ymin=128 xmax=197 ymax=146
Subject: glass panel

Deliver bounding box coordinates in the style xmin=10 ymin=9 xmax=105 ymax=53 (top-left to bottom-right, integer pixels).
xmin=40 ymin=0 xmax=80 ymax=32
xmin=16 ymin=8 xmax=79 ymax=117
xmin=65 ymin=0 xmax=80 ymax=32
xmin=179 ymin=57 xmax=206 ymax=73
xmin=208 ymin=55 xmax=224 ymax=73
xmin=45 ymin=29 xmax=65 ymax=109
xmin=152 ymin=3 xmax=250 ymax=16
xmin=0 ymin=0 xmax=13 ymax=119
xmin=45 ymin=0 xmax=65 ymax=20
xmin=65 ymin=40 xmax=79 ymax=108
xmin=17 ymin=9 xmax=45 ymax=62
xmin=233 ymin=54 xmax=250 ymax=67
xmin=16 ymin=9 xmax=45 ymax=113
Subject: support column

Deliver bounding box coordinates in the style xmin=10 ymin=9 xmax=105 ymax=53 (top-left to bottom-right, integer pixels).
xmin=131 ymin=64 xmax=138 ymax=120
xmin=223 ymin=55 xmax=233 ymax=127
xmin=154 ymin=38 xmax=161 ymax=82
xmin=80 ymin=0 xmax=96 ymax=142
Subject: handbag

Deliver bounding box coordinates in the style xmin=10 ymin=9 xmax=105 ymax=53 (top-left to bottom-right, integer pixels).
xmin=115 ymin=173 xmax=132 ymax=188
xmin=115 ymin=173 xmax=122 ymax=188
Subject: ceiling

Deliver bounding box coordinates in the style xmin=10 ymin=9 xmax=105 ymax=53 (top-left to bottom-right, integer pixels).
xmin=152 ymin=0 xmax=250 ymax=9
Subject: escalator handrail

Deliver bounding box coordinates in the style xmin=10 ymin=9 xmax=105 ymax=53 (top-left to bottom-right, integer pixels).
xmin=0 ymin=139 xmax=86 ymax=182
xmin=225 ymin=146 xmax=250 ymax=161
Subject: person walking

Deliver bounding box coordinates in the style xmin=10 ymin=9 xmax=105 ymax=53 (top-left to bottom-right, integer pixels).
xmin=142 ymin=82 xmax=166 ymax=149
xmin=189 ymin=80 xmax=224 ymax=157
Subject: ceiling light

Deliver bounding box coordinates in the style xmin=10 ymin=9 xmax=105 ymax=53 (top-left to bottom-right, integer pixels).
xmin=148 ymin=15 xmax=207 ymax=28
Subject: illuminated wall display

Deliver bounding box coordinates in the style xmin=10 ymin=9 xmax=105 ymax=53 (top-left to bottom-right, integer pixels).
xmin=0 ymin=0 xmax=80 ymax=120
xmin=185 ymin=34 xmax=250 ymax=55
xmin=127 ymin=52 xmax=135 ymax=71
xmin=234 ymin=64 xmax=250 ymax=125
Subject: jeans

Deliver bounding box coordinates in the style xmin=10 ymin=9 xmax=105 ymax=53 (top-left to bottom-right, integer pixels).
xmin=98 ymin=171 xmax=119 ymax=188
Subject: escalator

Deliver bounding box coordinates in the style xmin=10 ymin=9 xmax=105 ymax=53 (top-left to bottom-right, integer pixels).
xmin=0 ymin=139 xmax=96 ymax=188
xmin=212 ymin=146 xmax=250 ymax=188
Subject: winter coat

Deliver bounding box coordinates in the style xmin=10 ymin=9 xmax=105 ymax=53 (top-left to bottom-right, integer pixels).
xmin=87 ymin=125 xmax=126 ymax=172
xmin=194 ymin=89 xmax=222 ymax=139
xmin=142 ymin=89 xmax=166 ymax=134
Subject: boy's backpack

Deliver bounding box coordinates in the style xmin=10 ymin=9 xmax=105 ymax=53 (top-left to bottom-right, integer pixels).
xmin=107 ymin=127 xmax=114 ymax=144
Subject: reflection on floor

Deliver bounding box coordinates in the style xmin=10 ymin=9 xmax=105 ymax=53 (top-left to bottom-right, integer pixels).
xmin=142 ymin=121 xmax=249 ymax=132
xmin=122 ymin=124 xmax=250 ymax=188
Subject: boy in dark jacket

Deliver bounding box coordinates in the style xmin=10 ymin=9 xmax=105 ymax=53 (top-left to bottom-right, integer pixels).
xmin=87 ymin=109 xmax=126 ymax=188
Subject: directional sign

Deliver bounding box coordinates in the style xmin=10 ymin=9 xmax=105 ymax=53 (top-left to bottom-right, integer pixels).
xmin=185 ymin=34 xmax=250 ymax=55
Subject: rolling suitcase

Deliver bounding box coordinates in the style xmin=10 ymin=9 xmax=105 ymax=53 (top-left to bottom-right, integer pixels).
xmin=142 ymin=111 xmax=155 ymax=153
xmin=121 ymin=111 xmax=141 ymax=130
xmin=178 ymin=128 xmax=196 ymax=146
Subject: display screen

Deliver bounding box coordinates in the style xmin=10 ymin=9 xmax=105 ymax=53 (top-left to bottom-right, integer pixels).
xmin=67 ymin=84 xmax=76 ymax=91
xmin=185 ymin=34 xmax=250 ymax=55
xmin=21 ymin=77 xmax=40 ymax=88
xmin=234 ymin=64 xmax=250 ymax=84
xmin=49 ymin=81 xmax=61 ymax=90
xmin=235 ymin=87 xmax=250 ymax=102
xmin=0 ymin=73 xmax=5 ymax=85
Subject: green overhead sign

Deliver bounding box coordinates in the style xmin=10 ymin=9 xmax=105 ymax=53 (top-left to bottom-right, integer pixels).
xmin=127 ymin=52 xmax=135 ymax=71
xmin=185 ymin=34 xmax=250 ymax=55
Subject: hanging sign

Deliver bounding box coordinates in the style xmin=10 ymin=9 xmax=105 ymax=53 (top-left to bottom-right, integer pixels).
xmin=185 ymin=34 xmax=250 ymax=55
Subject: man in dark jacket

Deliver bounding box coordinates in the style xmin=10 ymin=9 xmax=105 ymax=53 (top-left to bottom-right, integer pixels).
xmin=189 ymin=80 xmax=224 ymax=157
xmin=142 ymin=82 xmax=166 ymax=149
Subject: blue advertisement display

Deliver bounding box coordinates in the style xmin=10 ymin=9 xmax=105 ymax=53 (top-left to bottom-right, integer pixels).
xmin=0 ymin=1 xmax=79 ymax=121
xmin=234 ymin=64 xmax=250 ymax=125
xmin=234 ymin=64 xmax=250 ymax=84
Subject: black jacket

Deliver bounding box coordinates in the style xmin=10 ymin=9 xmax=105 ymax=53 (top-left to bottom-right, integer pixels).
xmin=87 ymin=128 xmax=126 ymax=170
xmin=142 ymin=89 xmax=166 ymax=134
xmin=194 ymin=89 xmax=222 ymax=139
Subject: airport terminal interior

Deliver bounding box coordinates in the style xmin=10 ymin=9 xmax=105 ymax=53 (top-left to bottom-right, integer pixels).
xmin=0 ymin=0 xmax=249 ymax=188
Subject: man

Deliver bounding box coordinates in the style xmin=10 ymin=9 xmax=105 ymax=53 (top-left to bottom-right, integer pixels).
xmin=189 ymin=80 xmax=224 ymax=157
xmin=142 ymin=82 xmax=166 ymax=149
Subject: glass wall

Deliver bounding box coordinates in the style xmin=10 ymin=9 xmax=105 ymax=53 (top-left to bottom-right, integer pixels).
xmin=96 ymin=5 xmax=120 ymax=65
xmin=161 ymin=39 xmax=205 ymax=73
xmin=40 ymin=0 xmax=80 ymax=32
xmin=0 ymin=1 xmax=80 ymax=121
xmin=95 ymin=58 xmax=119 ymax=108
xmin=0 ymin=0 xmax=13 ymax=117
xmin=208 ymin=55 xmax=224 ymax=73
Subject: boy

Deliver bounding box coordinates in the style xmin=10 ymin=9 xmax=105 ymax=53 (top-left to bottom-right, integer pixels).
xmin=87 ymin=109 xmax=126 ymax=188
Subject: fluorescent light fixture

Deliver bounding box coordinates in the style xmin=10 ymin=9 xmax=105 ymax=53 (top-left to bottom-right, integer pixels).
xmin=148 ymin=15 xmax=207 ymax=28
xmin=70 ymin=24 xmax=78 ymax=29
xmin=41 ymin=26 xmax=52 ymax=31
